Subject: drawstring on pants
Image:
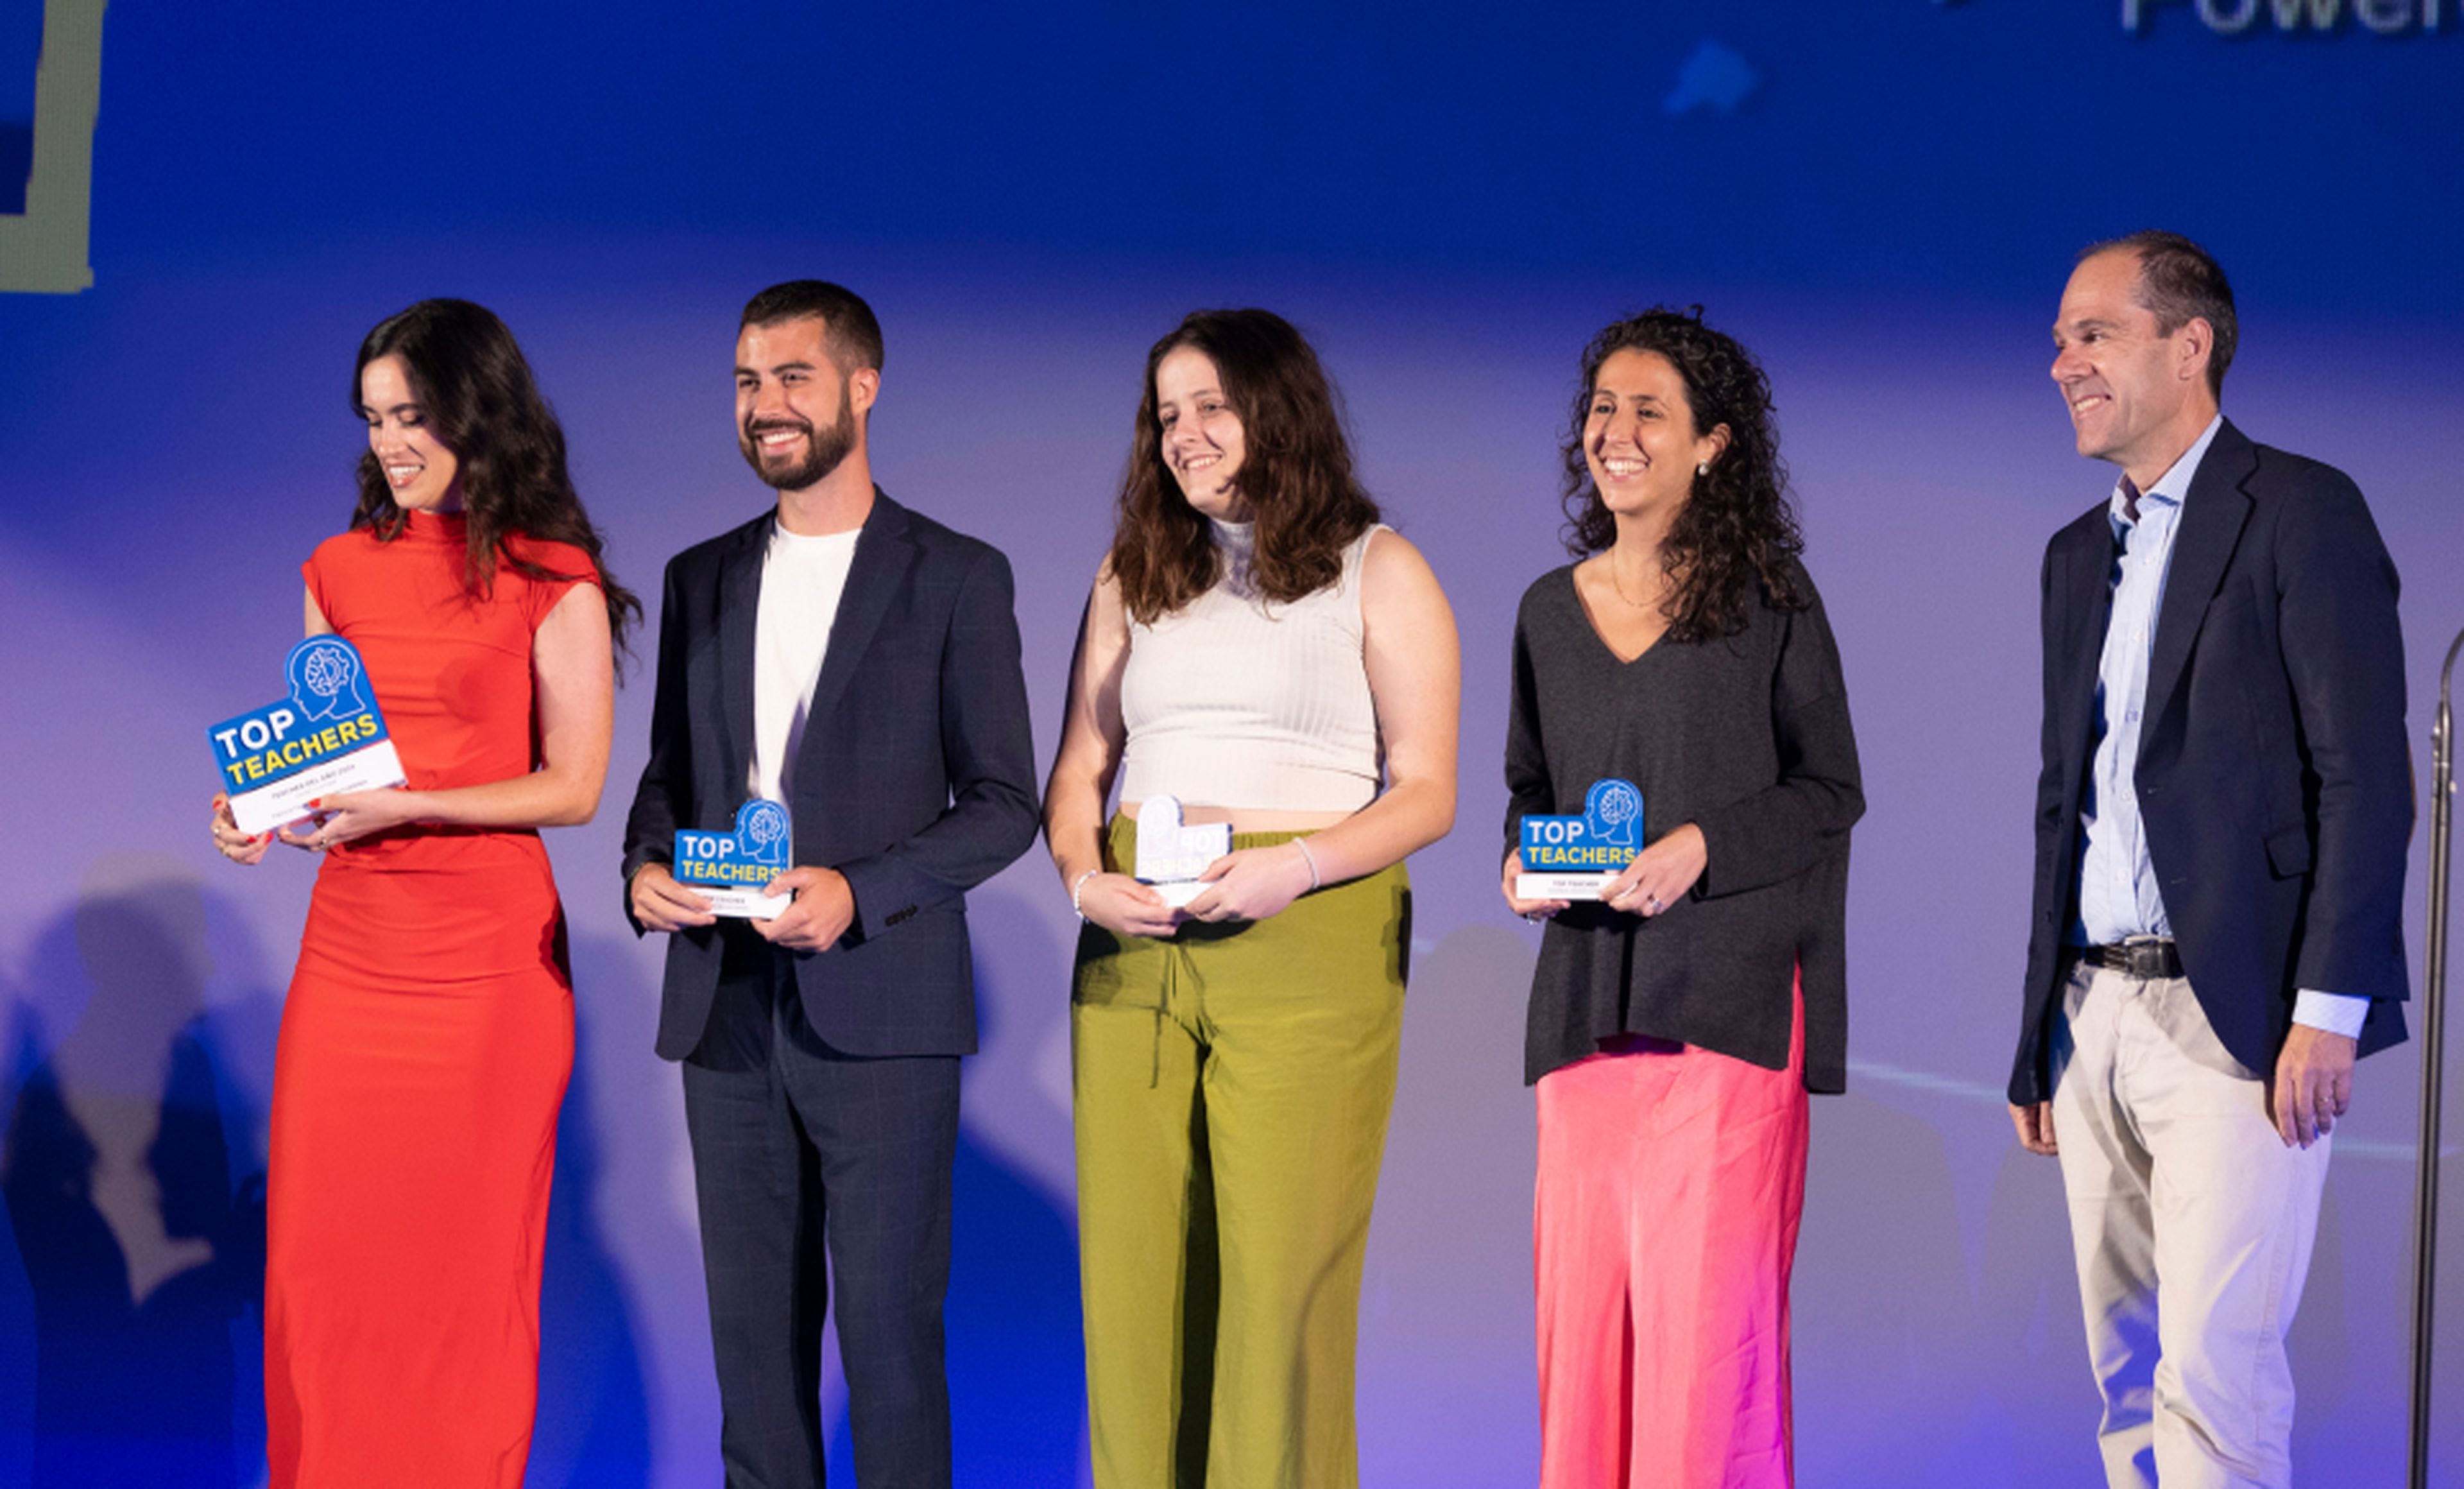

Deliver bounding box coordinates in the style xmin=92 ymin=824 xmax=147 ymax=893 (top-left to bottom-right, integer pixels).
xmin=1149 ymin=942 xmax=1186 ymax=1089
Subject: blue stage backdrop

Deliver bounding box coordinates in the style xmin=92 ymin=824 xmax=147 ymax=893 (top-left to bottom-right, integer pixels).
xmin=3 ymin=4 xmax=2460 ymax=1486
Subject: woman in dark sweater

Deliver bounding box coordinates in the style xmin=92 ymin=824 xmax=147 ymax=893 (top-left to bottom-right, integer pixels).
xmin=1500 ymin=307 xmax=1861 ymax=1489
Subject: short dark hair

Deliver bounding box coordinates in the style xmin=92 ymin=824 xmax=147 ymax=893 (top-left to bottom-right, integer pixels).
xmin=739 ymin=280 xmax=885 ymax=373
xmin=2081 ymin=230 xmax=2236 ymax=398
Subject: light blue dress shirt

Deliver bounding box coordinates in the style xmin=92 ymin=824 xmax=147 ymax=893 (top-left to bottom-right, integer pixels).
xmin=2073 ymin=416 xmax=2364 ymax=1039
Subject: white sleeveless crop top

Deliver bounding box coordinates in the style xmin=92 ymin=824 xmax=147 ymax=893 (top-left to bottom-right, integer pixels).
xmin=1117 ymin=521 xmax=1386 ymax=813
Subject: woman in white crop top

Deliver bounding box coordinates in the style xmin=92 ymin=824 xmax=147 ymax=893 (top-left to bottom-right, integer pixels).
xmin=1045 ymin=308 xmax=1459 ymax=1489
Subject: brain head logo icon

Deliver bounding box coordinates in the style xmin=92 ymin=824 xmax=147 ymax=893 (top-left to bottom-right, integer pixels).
xmin=739 ymin=801 xmax=791 ymax=866
xmin=287 ymin=639 xmax=372 ymax=722
xmin=1583 ymin=779 xmax=1643 ymax=848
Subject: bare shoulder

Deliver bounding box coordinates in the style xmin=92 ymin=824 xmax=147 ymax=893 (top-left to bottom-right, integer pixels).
xmin=542 ymin=580 xmax=610 ymax=624
xmin=1081 ymin=556 xmax=1132 ymax=642
xmin=1362 ymin=526 xmax=1444 ymax=600
xmin=1360 ymin=527 xmax=1457 ymax=656
xmin=1088 ymin=555 xmax=1128 ymax=611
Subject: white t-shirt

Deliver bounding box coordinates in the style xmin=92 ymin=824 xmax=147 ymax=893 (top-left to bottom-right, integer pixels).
xmin=749 ymin=523 xmax=862 ymax=805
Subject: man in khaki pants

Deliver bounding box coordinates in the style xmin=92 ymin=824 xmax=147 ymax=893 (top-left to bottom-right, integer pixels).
xmin=2006 ymin=231 xmax=2411 ymax=1487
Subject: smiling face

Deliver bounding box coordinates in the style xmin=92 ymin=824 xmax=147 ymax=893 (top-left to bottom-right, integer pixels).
xmin=1154 ymin=345 xmax=1249 ymax=520
xmin=2050 ymin=248 xmax=2217 ymax=486
xmin=1583 ymin=349 xmax=1728 ymax=528
xmin=735 ymin=315 xmax=867 ymax=492
xmin=359 ymin=354 xmax=461 ymax=513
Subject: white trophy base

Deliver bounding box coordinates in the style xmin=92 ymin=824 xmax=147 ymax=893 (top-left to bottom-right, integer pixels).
xmin=228 ymin=741 xmax=409 ymax=836
xmin=699 ymin=884 xmax=792 ymax=919
xmin=1149 ymin=880 xmax=1208 ymax=908
xmin=1517 ymin=872 xmax=1614 ymax=902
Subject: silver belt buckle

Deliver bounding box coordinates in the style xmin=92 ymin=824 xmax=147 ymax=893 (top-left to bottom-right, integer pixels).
xmin=2119 ymin=934 xmax=2171 ymax=977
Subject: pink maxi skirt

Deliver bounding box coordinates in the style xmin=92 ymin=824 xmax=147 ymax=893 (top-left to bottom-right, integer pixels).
xmin=1533 ymin=976 xmax=1809 ymax=1489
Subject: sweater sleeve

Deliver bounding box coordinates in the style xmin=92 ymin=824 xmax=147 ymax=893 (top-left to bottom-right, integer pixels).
xmin=1502 ymin=596 xmax=1556 ymax=867
xmin=1691 ymin=584 xmax=1865 ymax=899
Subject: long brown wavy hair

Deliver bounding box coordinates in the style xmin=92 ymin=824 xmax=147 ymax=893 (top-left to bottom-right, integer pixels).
xmin=349 ymin=298 xmax=642 ymax=655
xmin=1109 ymin=309 xmax=1380 ymax=624
xmin=1560 ymin=307 xmax=1806 ymax=642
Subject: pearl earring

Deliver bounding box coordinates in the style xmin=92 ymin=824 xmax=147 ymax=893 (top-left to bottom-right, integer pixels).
xmin=1696 ymin=463 xmax=1709 ymax=477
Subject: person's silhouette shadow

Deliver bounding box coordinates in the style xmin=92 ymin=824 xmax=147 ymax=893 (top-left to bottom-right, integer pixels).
xmin=1 ymin=854 xmax=271 ymax=1487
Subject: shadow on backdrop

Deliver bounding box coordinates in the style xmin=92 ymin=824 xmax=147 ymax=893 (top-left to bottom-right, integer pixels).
xmin=930 ymin=888 xmax=1085 ymax=1486
xmin=1976 ymin=1139 xmax=2107 ymax=1481
xmin=1358 ymin=923 xmax=1546 ymax=1486
xmin=531 ymin=935 xmax=655 ymax=1489
xmin=940 ymin=1128 xmax=1085 ymax=1488
xmin=0 ymin=855 xmax=273 ymax=1488
xmin=764 ymin=884 xmax=1085 ymax=1486
xmin=1792 ymin=1093 xmax=1976 ymax=1484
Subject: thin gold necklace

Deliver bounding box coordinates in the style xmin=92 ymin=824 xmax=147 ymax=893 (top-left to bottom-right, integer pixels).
xmin=1606 ymin=551 xmax=1657 ymax=608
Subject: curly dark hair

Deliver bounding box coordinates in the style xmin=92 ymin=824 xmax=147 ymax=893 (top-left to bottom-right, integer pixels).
xmin=348 ymin=299 xmax=642 ymax=656
xmin=1560 ymin=306 xmax=1806 ymax=642
xmin=1109 ymin=308 xmax=1380 ymax=624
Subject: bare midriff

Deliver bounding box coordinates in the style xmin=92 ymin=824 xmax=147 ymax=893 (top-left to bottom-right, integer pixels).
xmin=1118 ymin=798 xmax=1356 ymax=834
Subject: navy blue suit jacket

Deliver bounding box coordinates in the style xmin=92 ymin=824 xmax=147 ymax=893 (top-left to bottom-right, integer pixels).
xmin=2011 ymin=420 xmax=2411 ymax=1105
xmin=622 ymin=490 xmax=1039 ymax=1062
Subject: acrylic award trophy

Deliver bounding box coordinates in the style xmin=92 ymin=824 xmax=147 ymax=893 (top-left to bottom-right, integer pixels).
xmin=209 ymin=635 xmax=409 ymax=836
xmin=1134 ymin=795 xmax=1233 ymax=908
xmin=672 ymin=800 xmax=794 ymax=918
xmin=1516 ymin=778 xmax=1643 ymax=901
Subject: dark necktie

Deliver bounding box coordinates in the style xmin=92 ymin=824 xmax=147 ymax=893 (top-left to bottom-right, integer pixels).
xmin=2109 ymin=478 xmax=2143 ymax=589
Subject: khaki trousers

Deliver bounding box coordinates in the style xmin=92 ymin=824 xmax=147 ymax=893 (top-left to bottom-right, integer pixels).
xmin=2049 ymin=961 xmax=2330 ymax=1489
xmin=1072 ymin=815 xmax=1408 ymax=1489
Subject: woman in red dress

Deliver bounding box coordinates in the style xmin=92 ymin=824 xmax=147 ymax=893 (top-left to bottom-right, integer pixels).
xmin=209 ymin=299 xmax=638 ymax=1487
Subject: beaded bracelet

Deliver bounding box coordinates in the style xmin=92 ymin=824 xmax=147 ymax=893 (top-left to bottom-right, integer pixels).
xmin=1295 ymin=837 xmax=1322 ymax=891
xmin=1070 ymin=867 xmax=1101 ymax=919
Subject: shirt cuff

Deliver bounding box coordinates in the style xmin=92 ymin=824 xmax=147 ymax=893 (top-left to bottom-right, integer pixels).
xmin=2291 ymin=989 xmax=2370 ymax=1040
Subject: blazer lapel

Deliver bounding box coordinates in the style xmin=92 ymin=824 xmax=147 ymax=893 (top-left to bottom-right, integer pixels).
xmin=717 ymin=515 xmax=769 ymax=796
xmin=798 ymin=490 xmax=917 ymax=764
xmin=2142 ymin=420 xmax=2255 ymax=730
xmin=2053 ymin=515 xmax=2114 ymax=772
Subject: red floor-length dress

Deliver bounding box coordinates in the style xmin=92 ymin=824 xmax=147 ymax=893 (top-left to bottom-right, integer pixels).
xmin=264 ymin=510 xmax=590 ymax=1487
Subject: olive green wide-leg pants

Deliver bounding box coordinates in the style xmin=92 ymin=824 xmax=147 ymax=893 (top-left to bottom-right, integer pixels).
xmin=1072 ymin=816 xmax=1410 ymax=1489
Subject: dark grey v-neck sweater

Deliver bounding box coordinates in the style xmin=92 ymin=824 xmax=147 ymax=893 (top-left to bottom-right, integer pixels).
xmin=1503 ymin=560 xmax=1863 ymax=1090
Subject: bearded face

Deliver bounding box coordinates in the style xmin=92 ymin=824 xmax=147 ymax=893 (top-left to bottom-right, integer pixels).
xmin=740 ymin=375 xmax=857 ymax=492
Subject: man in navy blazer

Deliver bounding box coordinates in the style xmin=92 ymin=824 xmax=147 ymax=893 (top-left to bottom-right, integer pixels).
xmin=622 ymin=280 xmax=1038 ymax=1488
xmin=2007 ymin=232 xmax=2411 ymax=1488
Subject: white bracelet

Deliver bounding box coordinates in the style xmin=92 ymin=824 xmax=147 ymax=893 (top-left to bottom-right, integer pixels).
xmin=1294 ymin=837 xmax=1322 ymax=891
xmin=1070 ymin=868 xmax=1102 ymax=919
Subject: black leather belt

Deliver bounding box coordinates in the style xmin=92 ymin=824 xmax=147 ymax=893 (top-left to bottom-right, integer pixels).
xmin=2079 ymin=938 xmax=2183 ymax=979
